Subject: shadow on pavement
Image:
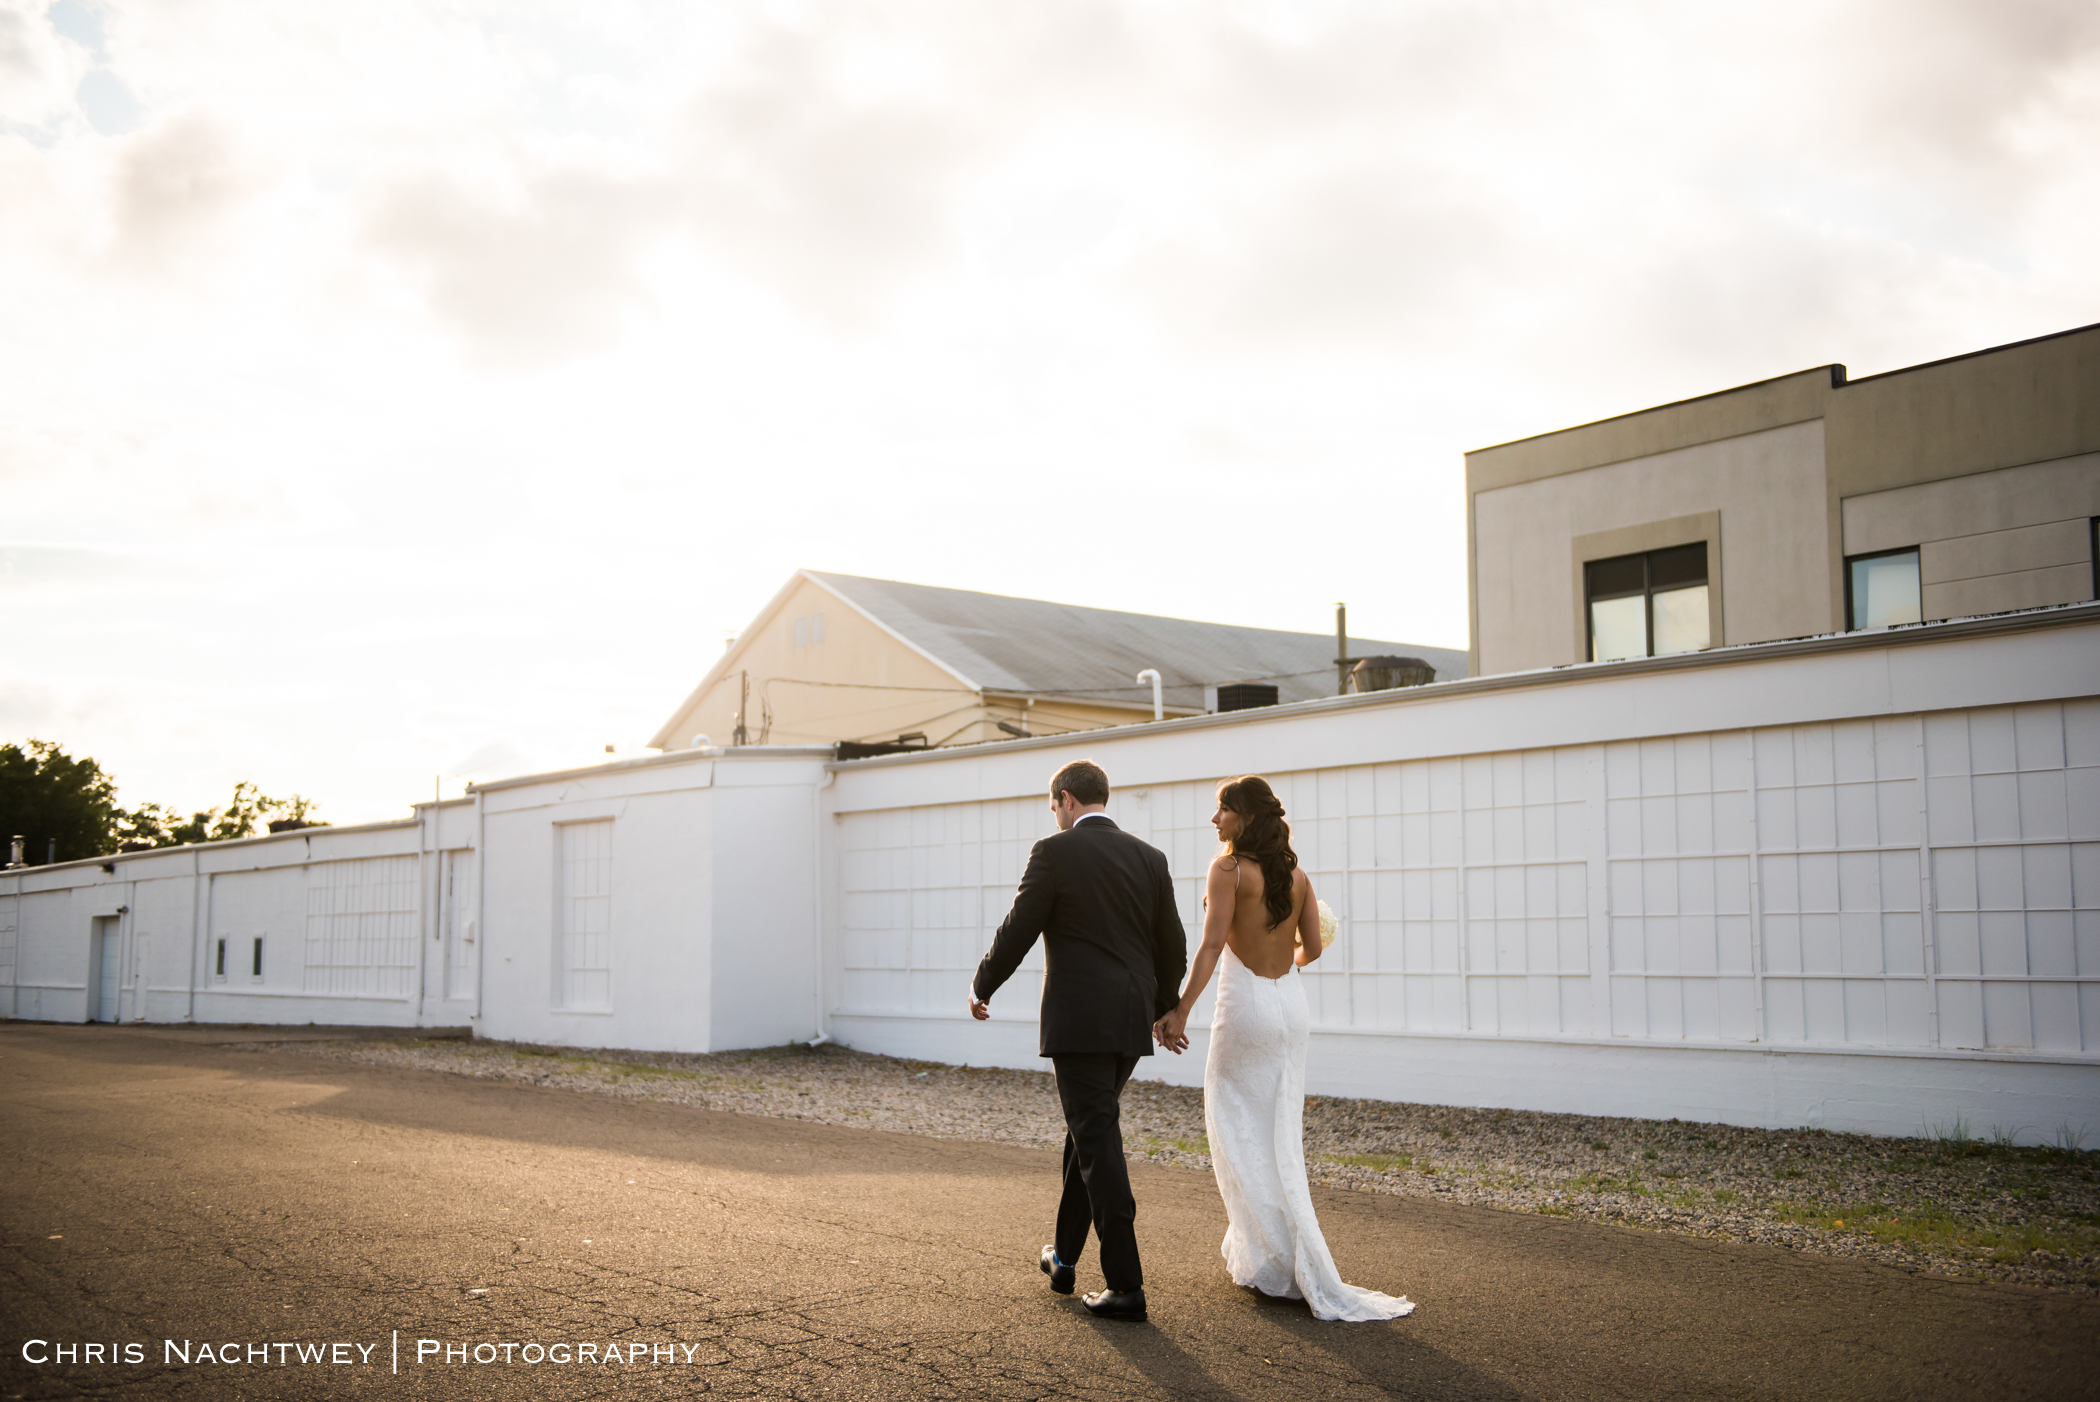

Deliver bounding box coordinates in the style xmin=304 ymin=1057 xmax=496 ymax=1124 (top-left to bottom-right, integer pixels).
xmin=1081 ymin=1288 xmax=1528 ymax=1402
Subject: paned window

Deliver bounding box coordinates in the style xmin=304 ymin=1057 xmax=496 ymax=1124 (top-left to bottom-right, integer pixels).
xmin=302 ymin=857 xmax=419 ymax=997
xmin=558 ymin=821 xmax=613 ymax=1010
xmin=1585 ymin=543 xmax=1710 ymax=662
xmin=1846 ymin=547 xmax=1922 ymax=630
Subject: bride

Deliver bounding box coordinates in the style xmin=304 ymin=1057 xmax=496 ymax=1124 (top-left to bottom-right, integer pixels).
xmin=1152 ymin=776 xmax=1414 ymax=1321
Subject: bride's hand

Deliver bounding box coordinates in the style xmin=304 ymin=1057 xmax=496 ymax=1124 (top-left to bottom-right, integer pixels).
xmin=1153 ymin=1010 xmax=1189 ymax=1054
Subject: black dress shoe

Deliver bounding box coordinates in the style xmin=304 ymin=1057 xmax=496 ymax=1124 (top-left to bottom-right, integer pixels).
xmin=1040 ymin=1245 xmax=1074 ymax=1295
xmin=1082 ymin=1287 xmax=1147 ymax=1322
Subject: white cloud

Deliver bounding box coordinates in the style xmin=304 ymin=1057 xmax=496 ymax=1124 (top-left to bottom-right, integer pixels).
xmin=0 ymin=0 xmax=85 ymax=133
xmin=107 ymin=113 xmax=247 ymax=265
xmin=363 ymin=167 xmax=667 ymax=369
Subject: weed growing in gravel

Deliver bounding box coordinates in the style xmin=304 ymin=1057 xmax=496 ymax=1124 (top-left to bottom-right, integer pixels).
xmin=1776 ymin=1202 xmax=2100 ymax=1264
xmin=1140 ymin=1135 xmax=1208 ymax=1156
xmin=570 ymin=1057 xmax=698 ymax=1080
xmin=1325 ymin=1153 xmax=1418 ymax=1173
xmin=1928 ymin=1115 xmax=1975 ymax=1150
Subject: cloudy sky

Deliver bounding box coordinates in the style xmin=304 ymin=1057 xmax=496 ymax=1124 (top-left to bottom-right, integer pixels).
xmin=2 ymin=0 xmax=2096 ymax=824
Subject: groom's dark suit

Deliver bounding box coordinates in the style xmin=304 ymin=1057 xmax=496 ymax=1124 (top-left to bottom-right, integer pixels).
xmin=973 ymin=814 xmax=1187 ymax=1293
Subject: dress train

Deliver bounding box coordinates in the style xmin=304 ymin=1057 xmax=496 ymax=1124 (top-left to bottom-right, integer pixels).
xmin=1203 ymin=945 xmax=1414 ymax=1321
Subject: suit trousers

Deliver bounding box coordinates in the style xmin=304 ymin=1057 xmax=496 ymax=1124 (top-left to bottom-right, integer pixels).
xmin=1050 ymin=1052 xmax=1143 ymax=1292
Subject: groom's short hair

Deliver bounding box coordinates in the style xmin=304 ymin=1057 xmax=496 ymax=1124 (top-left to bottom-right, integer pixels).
xmin=1050 ymin=760 xmax=1109 ymax=807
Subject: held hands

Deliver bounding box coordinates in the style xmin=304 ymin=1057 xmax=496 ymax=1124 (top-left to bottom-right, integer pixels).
xmin=1152 ymin=1008 xmax=1190 ymax=1055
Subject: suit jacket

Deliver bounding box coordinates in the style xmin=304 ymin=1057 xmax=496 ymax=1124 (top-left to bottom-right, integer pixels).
xmin=973 ymin=815 xmax=1189 ymax=1058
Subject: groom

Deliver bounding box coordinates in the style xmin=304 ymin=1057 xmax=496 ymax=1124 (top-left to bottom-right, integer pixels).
xmin=969 ymin=759 xmax=1187 ymax=1323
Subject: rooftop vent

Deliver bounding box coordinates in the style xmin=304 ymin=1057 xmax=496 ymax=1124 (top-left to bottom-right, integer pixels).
xmin=1350 ymin=656 xmax=1437 ymax=692
xmin=835 ymin=733 xmax=932 ymax=761
xmin=1216 ymin=683 xmax=1280 ymax=712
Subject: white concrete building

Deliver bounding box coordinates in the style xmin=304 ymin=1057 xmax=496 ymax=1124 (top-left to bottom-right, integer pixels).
xmin=5 ymin=603 xmax=2096 ymax=1142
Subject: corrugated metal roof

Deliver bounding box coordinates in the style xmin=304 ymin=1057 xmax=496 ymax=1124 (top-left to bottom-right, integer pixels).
xmin=807 ymin=571 xmax=1469 ymax=711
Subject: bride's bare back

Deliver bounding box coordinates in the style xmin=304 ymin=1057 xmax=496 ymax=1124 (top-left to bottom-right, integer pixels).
xmin=1217 ymin=854 xmax=1316 ymax=979
xmin=1153 ymin=776 xmax=1326 ymax=1055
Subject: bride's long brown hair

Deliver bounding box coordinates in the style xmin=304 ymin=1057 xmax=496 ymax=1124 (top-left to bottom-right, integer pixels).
xmin=1217 ymin=776 xmax=1296 ymax=928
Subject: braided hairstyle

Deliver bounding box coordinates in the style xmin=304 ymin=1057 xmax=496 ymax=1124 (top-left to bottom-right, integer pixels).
xmin=1217 ymin=776 xmax=1297 ymax=929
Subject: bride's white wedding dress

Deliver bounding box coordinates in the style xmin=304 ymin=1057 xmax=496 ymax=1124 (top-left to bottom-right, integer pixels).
xmin=1205 ymin=944 xmax=1414 ymax=1321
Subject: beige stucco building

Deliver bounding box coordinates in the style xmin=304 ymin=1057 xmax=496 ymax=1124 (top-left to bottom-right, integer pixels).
xmin=648 ymin=570 xmax=1468 ymax=753
xmin=1466 ymin=322 xmax=2100 ymax=677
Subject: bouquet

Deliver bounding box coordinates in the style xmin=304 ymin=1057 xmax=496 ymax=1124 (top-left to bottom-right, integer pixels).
xmin=1298 ymin=900 xmax=1339 ymax=951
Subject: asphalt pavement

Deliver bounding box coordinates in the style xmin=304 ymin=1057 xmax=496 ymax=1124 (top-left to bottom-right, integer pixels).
xmin=2 ymin=1023 xmax=2095 ymax=1400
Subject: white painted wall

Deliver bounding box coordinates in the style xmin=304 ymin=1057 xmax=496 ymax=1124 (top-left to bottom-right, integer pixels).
xmin=468 ymin=750 xmax=828 ymax=1054
xmin=709 ymin=764 xmax=822 ymax=1050
xmin=0 ymin=817 xmax=458 ymax=1029
xmin=822 ymin=609 xmax=2100 ymax=1141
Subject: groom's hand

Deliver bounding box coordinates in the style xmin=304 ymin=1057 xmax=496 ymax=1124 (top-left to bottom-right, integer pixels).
xmin=1152 ymin=1014 xmax=1187 ymax=1054
xmin=968 ymin=994 xmax=990 ymax=1021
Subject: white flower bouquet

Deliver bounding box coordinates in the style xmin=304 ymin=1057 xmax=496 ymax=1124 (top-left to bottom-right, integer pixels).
xmin=1299 ymin=899 xmax=1339 ymax=951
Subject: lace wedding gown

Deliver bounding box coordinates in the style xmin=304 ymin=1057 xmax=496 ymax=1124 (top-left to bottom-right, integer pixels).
xmin=1204 ymin=944 xmax=1415 ymax=1321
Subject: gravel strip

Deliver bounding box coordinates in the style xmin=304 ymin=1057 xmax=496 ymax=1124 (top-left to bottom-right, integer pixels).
xmin=281 ymin=1036 xmax=2100 ymax=1294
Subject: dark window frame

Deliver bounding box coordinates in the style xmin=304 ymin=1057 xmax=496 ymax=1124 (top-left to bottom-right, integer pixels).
xmin=213 ymin=938 xmax=226 ymax=979
xmin=251 ymin=937 xmax=263 ymax=980
xmin=1844 ymin=545 xmax=1922 ymax=631
xmin=1583 ymin=542 xmax=1709 ymax=662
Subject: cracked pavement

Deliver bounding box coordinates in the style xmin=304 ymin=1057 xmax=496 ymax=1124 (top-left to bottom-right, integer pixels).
xmin=2 ymin=1024 xmax=2096 ymax=1400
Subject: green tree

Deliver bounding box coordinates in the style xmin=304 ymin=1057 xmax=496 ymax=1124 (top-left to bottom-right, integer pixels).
xmin=117 ymin=783 xmax=327 ymax=851
xmin=0 ymin=739 xmax=326 ymax=863
xmin=0 ymin=740 xmax=121 ymax=865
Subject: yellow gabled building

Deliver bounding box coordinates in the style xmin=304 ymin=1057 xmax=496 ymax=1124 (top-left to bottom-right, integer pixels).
xmin=647 ymin=571 xmax=1468 ymax=753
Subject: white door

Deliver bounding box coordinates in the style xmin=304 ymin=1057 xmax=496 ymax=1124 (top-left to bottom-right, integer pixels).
xmin=93 ymin=918 xmax=121 ymax=1022
xmin=133 ymin=934 xmax=149 ymax=1021
xmin=442 ymin=851 xmax=476 ymax=1002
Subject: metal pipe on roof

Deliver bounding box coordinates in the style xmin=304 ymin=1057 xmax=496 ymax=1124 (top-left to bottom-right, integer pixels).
xmin=1336 ymin=603 xmax=1349 ymax=695
xmin=1136 ymin=669 xmax=1163 ymax=721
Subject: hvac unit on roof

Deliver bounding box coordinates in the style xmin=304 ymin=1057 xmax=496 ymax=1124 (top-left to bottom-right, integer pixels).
xmin=1350 ymin=657 xmax=1438 ymax=692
